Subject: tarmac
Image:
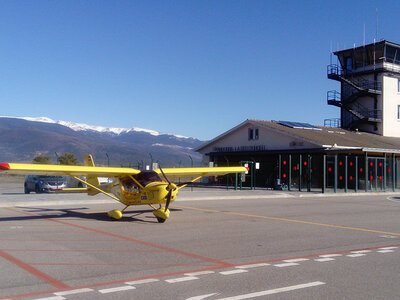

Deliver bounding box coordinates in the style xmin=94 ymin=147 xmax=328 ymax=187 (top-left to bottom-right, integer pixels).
xmin=1 ymin=183 xmax=399 ymax=207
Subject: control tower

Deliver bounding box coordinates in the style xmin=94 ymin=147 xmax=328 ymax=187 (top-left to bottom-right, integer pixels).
xmin=326 ymin=40 xmax=400 ymax=137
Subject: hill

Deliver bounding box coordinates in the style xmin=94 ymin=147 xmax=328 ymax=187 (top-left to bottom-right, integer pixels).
xmin=0 ymin=117 xmax=204 ymax=167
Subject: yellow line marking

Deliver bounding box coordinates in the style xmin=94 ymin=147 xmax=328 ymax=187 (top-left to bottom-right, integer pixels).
xmin=177 ymin=205 xmax=400 ymax=236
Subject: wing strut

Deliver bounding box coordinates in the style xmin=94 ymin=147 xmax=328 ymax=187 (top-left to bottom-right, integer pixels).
xmin=177 ymin=176 xmax=203 ymax=190
xmin=71 ymin=176 xmax=121 ymax=202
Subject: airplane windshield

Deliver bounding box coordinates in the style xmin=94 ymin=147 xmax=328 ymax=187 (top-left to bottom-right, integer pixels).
xmin=133 ymin=171 xmax=163 ymax=187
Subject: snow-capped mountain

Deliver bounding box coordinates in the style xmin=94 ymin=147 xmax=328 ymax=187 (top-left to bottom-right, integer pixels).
xmin=0 ymin=116 xmax=203 ymax=166
xmin=0 ymin=116 xmax=186 ymax=138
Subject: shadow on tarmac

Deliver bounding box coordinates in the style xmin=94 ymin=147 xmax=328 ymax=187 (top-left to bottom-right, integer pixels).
xmin=1 ymin=206 xmax=182 ymax=224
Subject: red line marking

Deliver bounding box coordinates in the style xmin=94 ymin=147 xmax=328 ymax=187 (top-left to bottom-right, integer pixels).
xmin=2 ymin=243 xmax=399 ymax=299
xmin=4 ymin=207 xmax=231 ymax=267
xmin=30 ymin=263 xmax=216 ymax=267
xmin=233 ymin=243 xmax=400 ymax=267
xmin=2 ymin=248 xmax=164 ymax=253
xmin=0 ymin=250 xmax=69 ymax=289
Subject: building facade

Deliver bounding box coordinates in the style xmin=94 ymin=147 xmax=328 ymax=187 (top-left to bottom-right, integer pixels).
xmin=196 ymin=40 xmax=400 ymax=193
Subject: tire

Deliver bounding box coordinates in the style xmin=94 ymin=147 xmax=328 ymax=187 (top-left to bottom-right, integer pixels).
xmin=24 ymin=184 xmax=30 ymax=194
xmin=35 ymin=185 xmax=40 ymax=193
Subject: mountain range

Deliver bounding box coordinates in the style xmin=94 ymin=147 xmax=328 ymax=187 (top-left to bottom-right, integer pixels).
xmin=0 ymin=116 xmax=204 ymax=167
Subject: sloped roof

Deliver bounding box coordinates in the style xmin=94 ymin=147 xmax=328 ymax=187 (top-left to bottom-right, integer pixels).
xmin=196 ymin=119 xmax=400 ymax=153
xmin=252 ymin=120 xmax=400 ymax=150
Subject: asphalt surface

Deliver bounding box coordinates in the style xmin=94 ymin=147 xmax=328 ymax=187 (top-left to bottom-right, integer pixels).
xmin=0 ymin=183 xmax=399 ymax=299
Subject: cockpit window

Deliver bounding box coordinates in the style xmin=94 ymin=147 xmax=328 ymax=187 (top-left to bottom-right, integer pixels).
xmin=133 ymin=171 xmax=163 ymax=187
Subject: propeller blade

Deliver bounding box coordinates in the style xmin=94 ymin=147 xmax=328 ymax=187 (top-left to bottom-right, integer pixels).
xmin=159 ymin=165 xmax=171 ymax=184
xmin=165 ymin=189 xmax=172 ymax=211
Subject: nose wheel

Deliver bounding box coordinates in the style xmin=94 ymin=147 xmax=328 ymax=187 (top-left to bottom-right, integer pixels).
xmin=153 ymin=207 xmax=170 ymax=223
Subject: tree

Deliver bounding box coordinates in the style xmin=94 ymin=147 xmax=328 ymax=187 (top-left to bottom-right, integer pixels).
xmin=58 ymin=152 xmax=79 ymax=165
xmin=32 ymin=154 xmax=51 ymax=164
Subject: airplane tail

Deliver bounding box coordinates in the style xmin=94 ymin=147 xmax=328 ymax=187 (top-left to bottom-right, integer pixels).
xmin=82 ymin=154 xmax=101 ymax=195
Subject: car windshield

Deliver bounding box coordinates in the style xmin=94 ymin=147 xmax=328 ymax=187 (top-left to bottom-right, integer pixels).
xmin=38 ymin=176 xmax=66 ymax=181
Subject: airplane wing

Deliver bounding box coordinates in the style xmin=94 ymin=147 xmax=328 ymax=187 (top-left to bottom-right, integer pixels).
xmin=154 ymin=166 xmax=247 ymax=179
xmin=0 ymin=163 xmax=141 ymax=177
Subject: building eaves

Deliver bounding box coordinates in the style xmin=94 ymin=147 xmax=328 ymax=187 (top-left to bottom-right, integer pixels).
xmin=194 ymin=120 xmax=250 ymax=152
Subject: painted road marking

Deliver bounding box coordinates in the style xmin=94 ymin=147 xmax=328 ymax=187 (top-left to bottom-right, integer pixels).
xmin=33 ymin=296 xmax=65 ymax=300
xmin=283 ymin=258 xmax=309 ymax=263
xmin=346 ymin=253 xmax=366 ymax=257
xmin=274 ymin=262 xmax=299 ymax=267
xmin=379 ymin=247 xmax=398 ymax=250
xmin=215 ymin=281 xmax=326 ymax=300
xmin=184 ymin=271 xmax=216 ymax=276
xmin=186 ymin=293 xmax=219 ymax=300
xmin=177 ymin=206 xmax=400 ymax=236
xmin=377 ymin=249 xmax=394 ymax=253
xmin=54 ymin=288 xmax=93 ymax=296
xmin=98 ymin=285 xmax=136 ymax=294
xmin=319 ymin=254 xmax=342 ymax=258
xmin=235 ymin=263 xmax=270 ymax=269
xmin=314 ymin=258 xmax=335 ymax=262
xmin=165 ymin=276 xmax=199 ymax=283
xmin=380 ymin=235 xmax=398 ymax=239
xmin=351 ymin=250 xmax=371 ymax=254
xmin=220 ymin=269 xmax=248 ymax=275
xmin=125 ymin=278 xmax=160 ymax=285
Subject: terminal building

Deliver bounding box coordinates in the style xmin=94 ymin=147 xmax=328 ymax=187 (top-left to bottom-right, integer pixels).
xmin=196 ymin=40 xmax=400 ymax=193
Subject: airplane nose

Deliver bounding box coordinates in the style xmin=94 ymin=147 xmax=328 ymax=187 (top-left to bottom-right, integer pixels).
xmin=166 ymin=183 xmax=177 ymax=191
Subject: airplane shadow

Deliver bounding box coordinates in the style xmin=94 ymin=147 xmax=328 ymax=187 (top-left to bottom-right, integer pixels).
xmin=1 ymin=206 xmax=182 ymax=224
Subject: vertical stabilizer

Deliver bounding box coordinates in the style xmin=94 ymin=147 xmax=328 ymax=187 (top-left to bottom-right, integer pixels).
xmin=83 ymin=154 xmax=100 ymax=189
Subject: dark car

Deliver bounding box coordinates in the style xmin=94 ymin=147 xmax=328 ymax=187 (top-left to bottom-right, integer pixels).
xmin=24 ymin=175 xmax=67 ymax=194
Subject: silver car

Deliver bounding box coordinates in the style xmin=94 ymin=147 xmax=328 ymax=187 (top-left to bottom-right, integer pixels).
xmin=24 ymin=175 xmax=67 ymax=193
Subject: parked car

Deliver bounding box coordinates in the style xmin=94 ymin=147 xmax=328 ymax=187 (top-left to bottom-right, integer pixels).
xmin=24 ymin=175 xmax=67 ymax=193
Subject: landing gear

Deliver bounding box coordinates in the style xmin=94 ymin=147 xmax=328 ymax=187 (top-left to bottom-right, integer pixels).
xmin=153 ymin=207 xmax=170 ymax=223
xmin=107 ymin=205 xmax=128 ymax=220
xmin=107 ymin=209 xmax=122 ymax=220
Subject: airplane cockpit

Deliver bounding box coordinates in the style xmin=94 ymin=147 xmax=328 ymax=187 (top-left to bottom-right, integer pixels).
xmin=119 ymin=171 xmax=164 ymax=193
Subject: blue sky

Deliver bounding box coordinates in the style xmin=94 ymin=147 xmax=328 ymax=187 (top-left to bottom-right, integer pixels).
xmin=1 ymin=0 xmax=399 ymax=140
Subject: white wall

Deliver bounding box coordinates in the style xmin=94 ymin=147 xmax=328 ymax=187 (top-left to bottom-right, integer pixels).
xmin=198 ymin=122 xmax=318 ymax=159
xmin=382 ymin=75 xmax=400 ymax=137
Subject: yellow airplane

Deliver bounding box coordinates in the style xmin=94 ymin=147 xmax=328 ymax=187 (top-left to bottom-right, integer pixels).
xmin=0 ymin=155 xmax=247 ymax=223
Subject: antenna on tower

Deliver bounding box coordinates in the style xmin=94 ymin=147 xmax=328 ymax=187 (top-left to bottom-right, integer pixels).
xmin=363 ymin=23 xmax=365 ymax=46
xmin=375 ymin=8 xmax=378 ymax=40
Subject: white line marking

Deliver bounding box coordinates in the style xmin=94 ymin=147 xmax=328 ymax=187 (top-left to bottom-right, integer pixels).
xmin=273 ymin=262 xmax=299 ymax=267
xmin=98 ymin=286 xmax=136 ymax=294
xmin=55 ymin=288 xmax=93 ymax=296
xmin=378 ymin=247 xmax=398 ymax=250
xmin=377 ymin=250 xmax=394 ymax=253
xmin=184 ymin=271 xmax=215 ymax=276
xmin=379 ymin=235 xmax=397 ymax=239
xmin=314 ymin=258 xmax=335 ymax=262
xmin=351 ymin=250 xmax=371 ymax=254
xmin=125 ymin=278 xmax=160 ymax=285
xmin=186 ymin=293 xmax=219 ymax=300
xmin=283 ymin=258 xmax=309 ymax=263
xmin=220 ymin=269 xmax=248 ymax=275
xmin=215 ymin=281 xmax=326 ymax=300
xmin=235 ymin=263 xmax=270 ymax=269
xmin=165 ymin=276 xmax=199 ymax=283
xmin=318 ymin=254 xmax=342 ymax=258
xmin=346 ymin=253 xmax=366 ymax=257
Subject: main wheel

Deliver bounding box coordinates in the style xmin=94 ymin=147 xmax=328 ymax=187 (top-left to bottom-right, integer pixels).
xmin=24 ymin=185 xmax=30 ymax=194
xmin=107 ymin=209 xmax=122 ymax=220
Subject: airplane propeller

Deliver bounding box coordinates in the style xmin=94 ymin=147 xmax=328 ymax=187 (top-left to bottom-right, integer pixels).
xmin=159 ymin=166 xmax=177 ymax=211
